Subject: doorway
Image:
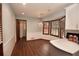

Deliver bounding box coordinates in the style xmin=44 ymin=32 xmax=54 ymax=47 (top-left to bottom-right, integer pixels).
xmin=16 ymin=19 xmax=27 ymax=42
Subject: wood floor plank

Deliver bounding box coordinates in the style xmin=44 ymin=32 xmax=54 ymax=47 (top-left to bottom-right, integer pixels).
xmin=12 ymin=38 xmax=72 ymax=56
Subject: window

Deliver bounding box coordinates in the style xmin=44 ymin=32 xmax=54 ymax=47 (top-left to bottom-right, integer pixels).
xmin=60 ymin=17 xmax=65 ymax=38
xmin=42 ymin=16 xmax=65 ymax=38
xmin=50 ymin=16 xmax=65 ymax=38
xmin=43 ymin=21 xmax=50 ymax=35
xmin=50 ymin=20 xmax=60 ymax=37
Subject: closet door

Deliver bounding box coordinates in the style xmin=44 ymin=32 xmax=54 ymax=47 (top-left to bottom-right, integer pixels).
xmin=0 ymin=4 xmax=3 ymax=56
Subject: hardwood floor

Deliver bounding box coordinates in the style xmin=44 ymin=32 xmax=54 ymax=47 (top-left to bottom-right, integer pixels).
xmin=12 ymin=38 xmax=72 ymax=56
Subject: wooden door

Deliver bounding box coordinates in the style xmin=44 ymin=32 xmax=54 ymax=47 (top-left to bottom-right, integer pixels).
xmin=16 ymin=20 xmax=27 ymax=42
xmin=16 ymin=19 xmax=20 ymax=42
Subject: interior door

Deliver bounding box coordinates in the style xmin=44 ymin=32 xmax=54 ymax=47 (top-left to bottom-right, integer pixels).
xmin=16 ymin=19 xmax=20 ymax=42
xmin=16 ymin=20 xmax=27 ymax=42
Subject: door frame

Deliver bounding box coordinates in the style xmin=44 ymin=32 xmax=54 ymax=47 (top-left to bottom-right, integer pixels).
xmin=16 ymin=19 xmax=27 ymax=42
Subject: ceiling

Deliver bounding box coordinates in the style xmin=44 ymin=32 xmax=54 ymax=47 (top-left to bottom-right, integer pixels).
xmin=10 ymin=3 xmax=72 ymax=18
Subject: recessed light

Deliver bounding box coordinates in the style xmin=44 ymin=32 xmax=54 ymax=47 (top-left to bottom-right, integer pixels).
xmin=21 ymin=12 xmax=24 ymax=15
xmin=22 ymin=3 xmax=26 ymax=6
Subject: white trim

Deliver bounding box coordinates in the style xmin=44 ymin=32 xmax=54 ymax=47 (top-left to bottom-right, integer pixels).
xmin=3 ymin=36 xmax=16 ymax=56
xmin=3 ymin=37 xmax=14 ymax=47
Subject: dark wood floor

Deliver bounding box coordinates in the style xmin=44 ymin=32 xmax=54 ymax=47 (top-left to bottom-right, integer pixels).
xmin=12 ymin=38 xmax=72 ymax=56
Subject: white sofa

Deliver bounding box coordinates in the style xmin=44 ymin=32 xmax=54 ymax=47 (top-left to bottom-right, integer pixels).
xmin=50 ymin=38 xmax=79 ymax=55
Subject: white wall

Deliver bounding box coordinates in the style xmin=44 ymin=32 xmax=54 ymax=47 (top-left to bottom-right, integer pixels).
xmin=2 ymin=4 xmax=16 ymax=56
xmin=16 ymin=16 xmax=42 ymax=40
xmin=27 ymin=17 xmax=45 ymax=40
xmin=65 ymin=4 xmax=79 ymax=30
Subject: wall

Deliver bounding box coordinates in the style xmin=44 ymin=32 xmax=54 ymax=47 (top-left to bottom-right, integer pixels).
xmin=2 ymin=4 xmax=16 ymax=56
xmin=16 ymin=16 xmax=42 ymax=40
xmin=65 ymin=4 xmax=79 ymax=30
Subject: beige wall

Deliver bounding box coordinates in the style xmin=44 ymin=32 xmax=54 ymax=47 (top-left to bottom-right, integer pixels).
xmin=2 ymin=4 xmax=16 ymax=56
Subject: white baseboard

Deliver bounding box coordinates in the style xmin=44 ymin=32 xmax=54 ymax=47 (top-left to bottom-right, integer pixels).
xmin=27 ymin=32 xmax=59 ymax=41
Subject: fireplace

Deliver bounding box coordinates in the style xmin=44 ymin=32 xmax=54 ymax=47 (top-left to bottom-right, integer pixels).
xmin=66 ymin=32 xmax=79 ymax=43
